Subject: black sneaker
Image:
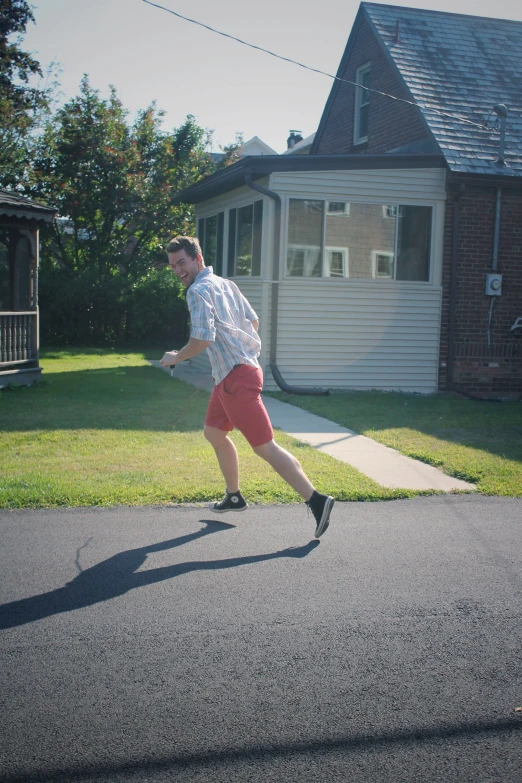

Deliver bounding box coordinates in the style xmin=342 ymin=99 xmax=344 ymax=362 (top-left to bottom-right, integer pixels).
xmin=307 ymin=492 xmax=334 ymax=538
xmin=209 ymin=491 xmax=248 ymax=513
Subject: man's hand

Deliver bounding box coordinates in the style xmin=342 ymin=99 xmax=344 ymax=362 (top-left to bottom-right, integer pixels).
xmin=160 ymin=351 xmax=179 ymax=368
xmin=160 ymin=338 xmax=211 ymax=368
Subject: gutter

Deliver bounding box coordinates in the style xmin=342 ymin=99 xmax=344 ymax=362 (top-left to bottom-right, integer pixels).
xmin=244 ymin=172 xmax=329 ymax=396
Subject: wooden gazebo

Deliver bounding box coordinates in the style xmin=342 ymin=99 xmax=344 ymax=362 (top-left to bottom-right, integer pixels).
xmin=0 ymin=190 xmax=57 ymax=387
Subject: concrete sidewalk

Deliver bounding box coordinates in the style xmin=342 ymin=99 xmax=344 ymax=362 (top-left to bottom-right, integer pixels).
xmin=150 ymin=361 xmax=475 ymax=492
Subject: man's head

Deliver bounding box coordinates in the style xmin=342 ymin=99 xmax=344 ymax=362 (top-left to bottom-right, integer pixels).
xmin=166 ymin=235 xmax=205 ymax=288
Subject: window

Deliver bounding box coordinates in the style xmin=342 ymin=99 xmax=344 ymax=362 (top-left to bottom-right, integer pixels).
xmin=396 ymin=205 xmax=432 ymax=281
xmin=286 ymin=198 xmax=351 ymax=278
xmin=286 ymin=198 xmax=432 ymax=282
xmin=382 ymin=205 xmax=397 ymax=219
xmin=327 ymin=201 xmax=350 ymax=216
xmin=287 ymin=245 xmax=322 ymax=277
xmin=287 ymin=200 xmax=322 ymax=277
xmin=354 ymin=63 xmax=371 ymax=145
xmin=197 ymin=212 xmax=224 ymax=275
xmin=372 ymin=251 xmax=394 ymax=279
xmin=326 ymin=247 xmax=349 ymax=277
xmin=227 ymin=200 xmax=263 ymax=276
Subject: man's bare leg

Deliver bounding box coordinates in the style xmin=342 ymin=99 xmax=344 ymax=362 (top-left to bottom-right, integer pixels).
xmin=204 ymin=425 xmax=240 ymax=492
xmin=253 ymin=440 xmax=314 ymax=500
xmin=253 ymin=439 xmax=333 ymax=537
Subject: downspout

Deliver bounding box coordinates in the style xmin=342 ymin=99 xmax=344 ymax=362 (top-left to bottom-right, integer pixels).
xmin=487 ymin=104 xmax=507 ymax=353
xmin=487 ymin=186 xmax=502 ymax=349
xmin=244 ymin=171 xmax=329 ymax=395
xmin=492 ymin=186 xmax=502 ymax=272
xmin=447 ymin=186 xmax=463 ymax=390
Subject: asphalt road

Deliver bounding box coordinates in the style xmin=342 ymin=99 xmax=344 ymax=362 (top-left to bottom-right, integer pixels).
xmin=1 ymin=496 xmax=521 ymax=783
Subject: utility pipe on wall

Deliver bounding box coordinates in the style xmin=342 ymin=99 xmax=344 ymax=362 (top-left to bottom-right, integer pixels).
xmin=244 ymin=172 xmax=329 ymax=395
xmin=492 ymin=187 xmax=502 ymax=272
xmin=447 ymin=187 xmax=463 ymax=389
xmin=487 ymin=186 xmax=502 ymax=349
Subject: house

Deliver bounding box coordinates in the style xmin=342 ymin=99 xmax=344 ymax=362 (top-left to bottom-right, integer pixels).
xmin=240 ymin=136 xmax=278 ymax=156
xmin=282 ymin=132 xmax=316 ymax=156
xmin=175 ymin=3 xmax=522 ymax=397
xmin=0 ymin=191 xmax=57 ymax=387
xmin=210 ymin=136 xmax=278 ymax=165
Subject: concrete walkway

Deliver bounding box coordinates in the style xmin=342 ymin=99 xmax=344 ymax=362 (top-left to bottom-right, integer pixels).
xmin=149 ymin=361 xmax=475 ymax=492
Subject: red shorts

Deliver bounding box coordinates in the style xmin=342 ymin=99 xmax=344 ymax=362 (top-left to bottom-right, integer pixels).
xmin=205 ymin=364 xmax=274 ymax=448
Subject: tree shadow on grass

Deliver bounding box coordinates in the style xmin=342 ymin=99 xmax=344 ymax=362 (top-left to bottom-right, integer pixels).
xmin=0 ymin=521 xmax=320 ymax=629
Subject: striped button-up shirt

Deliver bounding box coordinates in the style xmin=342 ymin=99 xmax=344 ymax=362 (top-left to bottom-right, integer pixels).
xmin=187 ymin=267 xmax=261 ymax=384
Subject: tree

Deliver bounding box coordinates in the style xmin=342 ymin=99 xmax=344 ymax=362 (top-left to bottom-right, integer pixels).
xmin=0 ymin=0 xmax=52 ymax=186
xmin=30 ymin=77 xmax=239 ymax=345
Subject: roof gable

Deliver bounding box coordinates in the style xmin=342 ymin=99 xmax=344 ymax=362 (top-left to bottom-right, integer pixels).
xmin=363 ymin=2 xmax=522 ymax=176
xmin=240 ymin=136 xmax=278 ymax=156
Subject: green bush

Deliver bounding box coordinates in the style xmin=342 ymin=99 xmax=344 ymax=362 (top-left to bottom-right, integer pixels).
xmin=39 ymin=263 xmax=188 ymax=347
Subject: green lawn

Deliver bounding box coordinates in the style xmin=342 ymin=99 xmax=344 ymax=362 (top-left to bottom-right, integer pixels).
xmin=0 ymin=349 xmax=411 ymax=509
xmin=268 ymin=389 xmax=522 ymax=497
xmin=2 ymin=350 xmax=520 ymax=509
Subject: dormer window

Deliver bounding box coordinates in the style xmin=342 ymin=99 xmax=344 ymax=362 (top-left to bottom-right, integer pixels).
xmin=354 ymin=63 xmax=371 ymax=145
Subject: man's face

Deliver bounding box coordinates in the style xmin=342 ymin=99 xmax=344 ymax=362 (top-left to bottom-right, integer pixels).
xmin=167 ymin=249 xmax=202 ymax=287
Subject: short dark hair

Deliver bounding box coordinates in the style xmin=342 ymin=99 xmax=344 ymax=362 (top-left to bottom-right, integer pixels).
xmin=166 ymin=235 xmax=202 ymax=259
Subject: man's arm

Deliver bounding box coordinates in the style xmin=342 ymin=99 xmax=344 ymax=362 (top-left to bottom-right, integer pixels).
xmin=252 ymin=319 xmax=259 ymax=333
xmin=160 ymin=337 xmax=211 ymax=368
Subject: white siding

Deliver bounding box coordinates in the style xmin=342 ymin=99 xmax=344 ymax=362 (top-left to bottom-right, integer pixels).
xmin=270 ymin=168 xmax=447 ymax=201
xmin=193 ymin=166 xmax=446 ymax=392
xmin=263 ymin=280 xmax=442 ymax=393
xmin=260 ymin=167 xmax=446 ymax=392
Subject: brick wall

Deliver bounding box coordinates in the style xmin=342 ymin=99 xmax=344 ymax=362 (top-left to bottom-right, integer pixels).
xmin=440 ymin=186 xmax=522 ymax=397
xmin=316 ymin=18 xmax=428 ymax=155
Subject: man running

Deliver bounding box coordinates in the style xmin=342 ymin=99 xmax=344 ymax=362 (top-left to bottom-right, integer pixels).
xmin=160 ymin=236 xmax=334 ymax=538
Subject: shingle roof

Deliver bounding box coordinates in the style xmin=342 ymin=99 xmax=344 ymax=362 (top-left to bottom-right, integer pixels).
xmin=363 ymin=2 xmax=522 ymax=177
xmin=0 ymin=190 xmax=57 ymax=222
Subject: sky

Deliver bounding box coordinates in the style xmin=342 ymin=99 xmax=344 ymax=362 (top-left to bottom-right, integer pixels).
xmin=23 ymin=0 xmax=522 ymax=154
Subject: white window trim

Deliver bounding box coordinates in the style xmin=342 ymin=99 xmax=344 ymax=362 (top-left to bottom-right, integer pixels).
xmin=353 ymin=62 xmax=371 ymax=145
xmin=372 ymin=250 xmax=394 ymax=279
xmin=287 ymin=243 xmax=322 ymax=277
xmin=325 ymin=246 xmax=349 ymax=278
xmin=197 ymin=195 xmax=263 ymax=279
xmin=228 ymin=199 xmax=264 ymax=279
xmin=326 ymin=201 xmax=350 ymax=216
xmin=382 ymin=204 xmax=397 ymax=219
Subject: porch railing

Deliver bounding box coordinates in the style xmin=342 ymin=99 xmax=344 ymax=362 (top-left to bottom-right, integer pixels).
xmin=0 ymin=312 xmax=37 ymax=365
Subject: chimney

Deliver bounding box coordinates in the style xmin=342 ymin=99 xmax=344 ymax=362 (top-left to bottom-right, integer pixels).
xmin=287 ymin=130 xmax=303 ymax=150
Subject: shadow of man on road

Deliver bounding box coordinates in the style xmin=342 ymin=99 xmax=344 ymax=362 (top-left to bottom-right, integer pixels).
xmin=0 ymin=520 xmax=320 ymax=629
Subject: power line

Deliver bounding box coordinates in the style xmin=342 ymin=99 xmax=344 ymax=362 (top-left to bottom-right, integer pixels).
xmin=142 ymin=0 xmax=494 ymax=133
